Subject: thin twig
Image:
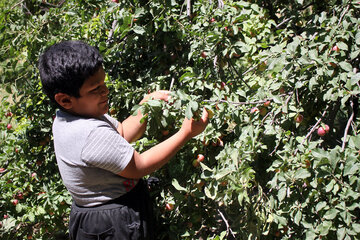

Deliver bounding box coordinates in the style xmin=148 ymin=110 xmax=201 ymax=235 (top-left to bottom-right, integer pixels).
xmin=169 ymin=77 xmax=175 ymax=91
xmin=203 ymin=92 xmax=293 ymax=106
xmin=217 ymin=209 xmax=236 ymax=238
xmin=217 ymin=0 xmax=224 ymax=8
xmin=40 ymin=0 xmax=66 ymax=8
xmin=338 ymin=4 xmax=350 ymax=26
xmin=341 ymin=99 xmax=354 ymax=152
xmin=21 ymin=2 xmax=33 ymax=15
xmin=293 ymin=106 xmax=329 ymax=156
xmin=310 ymin=32 xmax=318 ymax=41
xmin=276 ymin=16 xmax=294 ymax=29
xmin=242 ymin=57 xmax=270 ymax=76
xmin=284 ymin=92 xmax=293 ymax=106
xmin=227 ymin=59 xmax=251 ymax=89
xmin=107 ymin=20 xmax=118 ymax=44
xmin=186 ymin=0 xmax=191 ymax=17
xmin=269 ymin=138 xmax=282 ymax=156
xmin=11 ymin=0 xmax=24 ymax=10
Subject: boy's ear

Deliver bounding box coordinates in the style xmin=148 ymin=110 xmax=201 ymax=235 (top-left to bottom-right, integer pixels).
xmin=54 ymin=93 xmax=73 ymax=110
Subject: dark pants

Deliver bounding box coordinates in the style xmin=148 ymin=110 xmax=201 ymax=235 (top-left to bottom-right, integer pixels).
xmin=69 ymin=179 xmax=154 ymax=240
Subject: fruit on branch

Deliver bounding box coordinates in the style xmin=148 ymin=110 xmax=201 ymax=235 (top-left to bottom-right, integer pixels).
xmin=192 ymin=159 xmax=200 ymax=167
xmin=263 ymin=100 xmax=271 ymax=107
xmin=161 ymin=129 xmax=169 ymax=136
xmin=279 ymin=87 xmax=285 ymax=94
xmin=294 ymin=114 xmax=304 ymax=123
xmin=201 ymin=52 xmax=207 ymax=58
xmin=259 ymin=107 xmax=267 ymax=116
xmin=324 ymin=124 xmax=330 ymax=133
xmin=165 ymin=203 xmax=174 ymax=211
xmin=332 ymin=45 xmax=340 ymax=52
xmin=220 ymin=82 xmax=226 ymax=90
xmin=193 ymin=154 xmax=205 ymax=168
xmin=258 ymin=61 xmax=267 ymax=72
xmin=109 ymin=108 xmax=117 ymax=115
xmin=206 ymin=109 xmax=214 ymax=119
xmin=329 ymin=62 xmax=337 ymax=68
xmin=317 ymin=124 xmax=329 ymax=137
xmin=250 ymin=107 xmax=259 ymax=113
xmin=197 ymin=154 xmax=205 ymax=162
xmin=15 ymin=192 xmax=24 ymax=200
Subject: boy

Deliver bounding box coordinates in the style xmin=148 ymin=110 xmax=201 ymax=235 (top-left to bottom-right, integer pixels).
xmin=38 ymin=40 xmax=208 ymax=239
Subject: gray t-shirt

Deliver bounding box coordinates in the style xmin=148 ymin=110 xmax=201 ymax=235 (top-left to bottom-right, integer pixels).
xmin=52 ymin=110 xmax=136 ymax=207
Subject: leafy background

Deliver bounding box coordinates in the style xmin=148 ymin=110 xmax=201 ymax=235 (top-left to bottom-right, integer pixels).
xmin=1 ymin=0 xmax=360 ymax=239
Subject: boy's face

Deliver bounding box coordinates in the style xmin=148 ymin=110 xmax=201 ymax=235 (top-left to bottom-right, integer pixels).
xmin=68 ymin=67 xmax=109 ymax=118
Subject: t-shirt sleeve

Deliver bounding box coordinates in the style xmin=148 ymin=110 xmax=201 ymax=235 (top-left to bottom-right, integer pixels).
xmin=101 ymin=114 xmax=119 ymax=129
xmin=81 ymin=124 xmax=134 ymax=174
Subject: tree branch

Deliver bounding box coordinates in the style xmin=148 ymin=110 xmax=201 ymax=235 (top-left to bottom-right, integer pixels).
xmin=227 ymin=59 xmax=251 ymax=89
xmin=40 ymin=0 xmax=66 ymax=8
xmin=338 ymin=4 xmax=350 ymax=26
xmin=107 ymin=20 xmax=118 ymax=44
xmin=217 ymin=209 xmax=236 ymax=238
xmin=186 ymin=0 xmax=191 ymax=17
xmin=341 ymin=99 xmax=354 ymax=152
xmin=203 ymin=92 xmax=293 ymax=106
xmin=276 ymin=16 xmax=294 ymax=29
xmin=293 ymin=106 xmax=329 ymax=156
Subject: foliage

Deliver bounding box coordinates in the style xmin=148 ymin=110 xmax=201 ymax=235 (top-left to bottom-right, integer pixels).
xmin=1 ymin=0 xmax=360 ymax=239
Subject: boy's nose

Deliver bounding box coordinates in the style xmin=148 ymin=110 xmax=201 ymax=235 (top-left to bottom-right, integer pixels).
xmin=101 ymin=85 xmax=109 ymax=96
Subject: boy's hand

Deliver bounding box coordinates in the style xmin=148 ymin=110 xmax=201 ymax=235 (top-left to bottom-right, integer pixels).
xmin=140 ymin=90 xmax=170 ymax=104
xmin=180 ymin=108 xmax=209 ymax=139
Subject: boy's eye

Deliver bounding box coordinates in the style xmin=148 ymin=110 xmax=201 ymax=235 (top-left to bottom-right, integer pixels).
xmin=91 ymin=86 xmax=101 ymax=92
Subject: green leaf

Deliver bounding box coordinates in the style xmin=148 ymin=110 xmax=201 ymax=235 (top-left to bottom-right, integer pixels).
xmin=146 ymin=100 xmax=161 ymax=107
xmin=36 ymin=206 xmax=46 ymax=215
xmin=351 ymin=74 xmax=360 ymax=86
xmin=16 ymin=203 xmax=23 ymax=213
xmin=214 ymin=169 xmax=232 ymax=180
xmin=350 ymin=49 xmax=360 ymax=60
xmin=200 ymin=162 xmax=213 ymax=172
xmin=337 ymin=41 xmax=348 ymax=51
xmin=344 ymin=162 xmax=359 ymax=176
xmin=325 ymin=179 xmax=335 ymax=192
xmin=305 ymin=230 xmax=317 ymax=240
xmin=204 ymin=186 xmax=216 ymax=200
xmin=324 ymin=208 xmax=338 ymax=220
xmin=294 ymin=210 xmax=302 ymax=225
xmin=189 ymin=100 xmax=199 ymax=111
xmin=172 ymin=178 xmax=187 ymax=192
xmin=337 ymin=227 xmax=346 ymax=240
xmin=294 ymin=169 xmax=311 ymax=179
xmin=316 ymin=201 xmax=328 ymax=212
xmin=311 ymin=148 xmax=329 ymax=160
xmin=185 ymin=105 xmax=193 ymax=119
xmin=317 ymin=220 xmax=332 ymax=236
xmin=353 ymin=223 xmax=360 ymax=233
xmin=132 ymin=26 xmax=145 ymax=35
xmin=278 ymin=185 xmax=286 ymax=201
xmin=28 ymin=212 xmax=35 ymax=222
xmin=339 ymin=61 xmax=352 ymax=72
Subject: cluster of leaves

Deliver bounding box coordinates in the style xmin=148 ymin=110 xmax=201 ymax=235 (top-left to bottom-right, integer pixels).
xmin=1 ymin=0 xmax=360 ymax=239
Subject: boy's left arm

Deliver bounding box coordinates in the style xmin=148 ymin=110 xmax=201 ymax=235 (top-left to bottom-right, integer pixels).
xmin=117 ymin=90 xmax=170 ymax=143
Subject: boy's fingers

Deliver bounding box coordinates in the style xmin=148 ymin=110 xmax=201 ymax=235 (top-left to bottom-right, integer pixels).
xmin=201 ymin=107 xmax=209 ymax=123
xmin=153 ymin=90 xmax=171 ymax=101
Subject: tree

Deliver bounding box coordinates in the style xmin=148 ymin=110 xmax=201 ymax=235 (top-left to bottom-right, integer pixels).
xmin=1 ymin=0 xmax=359 ymax=239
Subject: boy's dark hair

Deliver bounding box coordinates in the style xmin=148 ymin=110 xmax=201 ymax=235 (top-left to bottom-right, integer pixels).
xmin=38 ymin=40 xmax=103 ymax=105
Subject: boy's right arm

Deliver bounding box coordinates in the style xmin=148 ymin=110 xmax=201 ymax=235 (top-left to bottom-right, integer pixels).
xmin=118 ymin=108 xmax=209 ymax=179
